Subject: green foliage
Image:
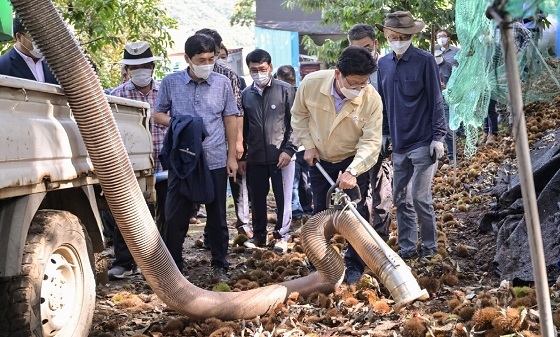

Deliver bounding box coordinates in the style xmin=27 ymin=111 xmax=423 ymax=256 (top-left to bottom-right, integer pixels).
xmin=301 ymin=36 xmax=347 ymax=67
xmin=512 ymin=286 xmax=533 ymax=298
xmin=212 ymin=283 xmax=231 ymax=292
xmin=283 ymin=0 xmax=455 ymax=62
xmin=52 ymin=0 xmax=177 ymax=88
xmin=230 ymin=0 xmax=255 ymax=27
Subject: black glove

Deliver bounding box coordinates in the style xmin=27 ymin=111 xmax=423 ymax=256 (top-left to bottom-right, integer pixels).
xmin=381 ymin=135 xmax=392 ymax=157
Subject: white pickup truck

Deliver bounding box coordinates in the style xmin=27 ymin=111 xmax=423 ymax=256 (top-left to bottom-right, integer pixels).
xmin=0 ymin=75 xmax=154 ymax=337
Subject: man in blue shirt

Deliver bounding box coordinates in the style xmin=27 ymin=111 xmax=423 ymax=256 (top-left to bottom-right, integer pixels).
xmin=153 ymin=34 xmax=238 ymax=280
xmin=376 ymin=11 xmax=446 ymax=259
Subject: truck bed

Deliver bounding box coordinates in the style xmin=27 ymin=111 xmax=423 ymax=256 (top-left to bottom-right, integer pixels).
xmin=0 ymin=75 xmax=153 ymax=199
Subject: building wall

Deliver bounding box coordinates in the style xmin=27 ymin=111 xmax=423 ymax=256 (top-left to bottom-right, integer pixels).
xmin=255 ymin=27 xmax=300 ymax=85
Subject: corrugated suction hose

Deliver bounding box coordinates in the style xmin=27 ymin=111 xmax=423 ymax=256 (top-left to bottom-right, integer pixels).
xmin=11 ymin=0 xmax=427 ymax=320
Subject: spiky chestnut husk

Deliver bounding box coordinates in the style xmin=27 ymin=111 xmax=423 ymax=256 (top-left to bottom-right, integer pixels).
xmin=402 ymin=317 xmax=427 ymax=337
xmin=472 ymin=307 xmax=499 ymax=331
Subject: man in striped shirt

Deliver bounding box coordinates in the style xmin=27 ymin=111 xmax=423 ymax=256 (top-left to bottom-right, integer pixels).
xmin=108 ymin=41 xmax=166 ymax=279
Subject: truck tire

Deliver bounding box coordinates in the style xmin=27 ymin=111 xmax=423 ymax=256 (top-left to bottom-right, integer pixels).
xmin=0 ymin=210 xmax=95 ymax=337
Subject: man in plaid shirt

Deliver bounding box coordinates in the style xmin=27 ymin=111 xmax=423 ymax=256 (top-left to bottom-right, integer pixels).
xmin=107 ymin=41 xmax=167 ymax=279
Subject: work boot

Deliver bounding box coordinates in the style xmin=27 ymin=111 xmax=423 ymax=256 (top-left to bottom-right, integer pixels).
xmin=478 ymin=133 xmax=488 ymax=145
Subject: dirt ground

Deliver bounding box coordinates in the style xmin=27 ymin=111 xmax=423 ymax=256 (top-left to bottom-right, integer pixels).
xmin=88 ymin=104 xmax=560 ymax=337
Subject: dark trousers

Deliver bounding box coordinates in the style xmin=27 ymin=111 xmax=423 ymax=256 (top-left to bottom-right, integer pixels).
xmin=112 ymin=178 xmax=168 ymax=269
xmin=164 ymin=167 xmax=229 ymax=270
xmin=346 ymin=156 xmax=391 ymax=275
xmin=443 ymin=103 xmax=455 ymax=161
xmin=155 ymin=179 xmax=168 ymax=233
xmin=484 ymin=99 xmax=498 ymax=135
xmin=309 ymin=157 xmax=368 ymax=218
xmin=246 ymin=163 xmax=290 ymax=240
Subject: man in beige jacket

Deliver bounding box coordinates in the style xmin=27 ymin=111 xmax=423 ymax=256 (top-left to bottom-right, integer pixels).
xmin=291 ymin=46 xmax=383 ymax=283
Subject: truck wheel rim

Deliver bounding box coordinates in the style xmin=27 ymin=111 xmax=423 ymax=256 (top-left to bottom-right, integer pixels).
xmin=40 ymin=245 xmax=81 ymax=337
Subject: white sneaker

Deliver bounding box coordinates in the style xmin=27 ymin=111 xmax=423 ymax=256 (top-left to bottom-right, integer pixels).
xmin=273 ymin=240 xmax=288 ymax=254
xmin=243 ymin=240 xmax=257 ymax=249
xmin=243 ymin=236 xmax=266 ymax=249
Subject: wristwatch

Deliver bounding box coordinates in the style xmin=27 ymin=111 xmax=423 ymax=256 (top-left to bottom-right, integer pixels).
xmin=345 ymin=167 xmax=358 ymax=177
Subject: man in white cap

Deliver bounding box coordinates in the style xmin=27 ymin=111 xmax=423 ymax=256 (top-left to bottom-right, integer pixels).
xmin=108 ymin=41 xmax=165 ymax=279
xmin=375 ymin=11 xmax=446 ymax=260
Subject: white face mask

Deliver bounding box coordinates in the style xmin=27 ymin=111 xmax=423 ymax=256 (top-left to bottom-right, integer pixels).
xmin=22 ymin=36 xmax=43 ymax=59
xmin=338 ymin=78 xmax=364 ymax=100
xmin=216 ymin=59 xmax=228 ymax=68
xmin=251 ymin=71 xmax=270 ymax=87
xmin=437 ymin=37 xmax=449 ymax=46
xmin=389 ymin=40 xmax=412 ymax=55
xmin=189 ymin=62 xmax=214 ymax=80
xmin=130 ymin=68 xmax=153 ymax=87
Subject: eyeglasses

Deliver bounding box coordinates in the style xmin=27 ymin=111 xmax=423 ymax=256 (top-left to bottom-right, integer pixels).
xmin=386 ymin=34 xmax=412 ymax=42
xmin=343 ymin=76 xmax=370 ymax=90
xmin=249 ymin=66 xmax=270 ymax=74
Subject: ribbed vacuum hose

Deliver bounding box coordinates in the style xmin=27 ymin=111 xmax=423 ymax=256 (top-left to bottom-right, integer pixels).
xmin=331 ymin=211 xmax=429 ymax=312
xmin=12 ymin=0 xmax=427 ymax=321
xmin=304 ymin=210 xmax=428 ymax=312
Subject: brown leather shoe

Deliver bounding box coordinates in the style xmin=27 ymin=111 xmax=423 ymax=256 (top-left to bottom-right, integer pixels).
xmin=478 ymin=133 xmax=488 ymax=145
xmin=486 ymin=134 xmax=497 ymax=144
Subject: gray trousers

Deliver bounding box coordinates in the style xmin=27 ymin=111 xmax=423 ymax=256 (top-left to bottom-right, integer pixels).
xmin=392 ymin=145 xmax=438 ymax=256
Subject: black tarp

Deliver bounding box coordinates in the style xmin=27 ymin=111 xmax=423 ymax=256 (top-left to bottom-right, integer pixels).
xmin=480 ymin=129 xmax=560 ymax=284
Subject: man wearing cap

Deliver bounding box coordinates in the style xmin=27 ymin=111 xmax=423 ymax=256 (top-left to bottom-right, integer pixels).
xmin=106 ymin=41 xmax=166 ymax=279
xmin=0 ymin=16 xmax=57 ymax=84
xmin=375 ymin=11 xmax=446 ymax=260
xmin=291 ymin=46 xmax=383 ymax=269
xmin=153 ymin=34 xmax=238 ymax=280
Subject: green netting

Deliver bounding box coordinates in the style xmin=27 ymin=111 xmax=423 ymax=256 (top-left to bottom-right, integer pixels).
xmin=444 ymin=0 xmax=560 ymax=158
xmin=444 ymin=0 xmax=494 ymax=158
xmin=506 ymin=0 xmax=558 ymax=18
